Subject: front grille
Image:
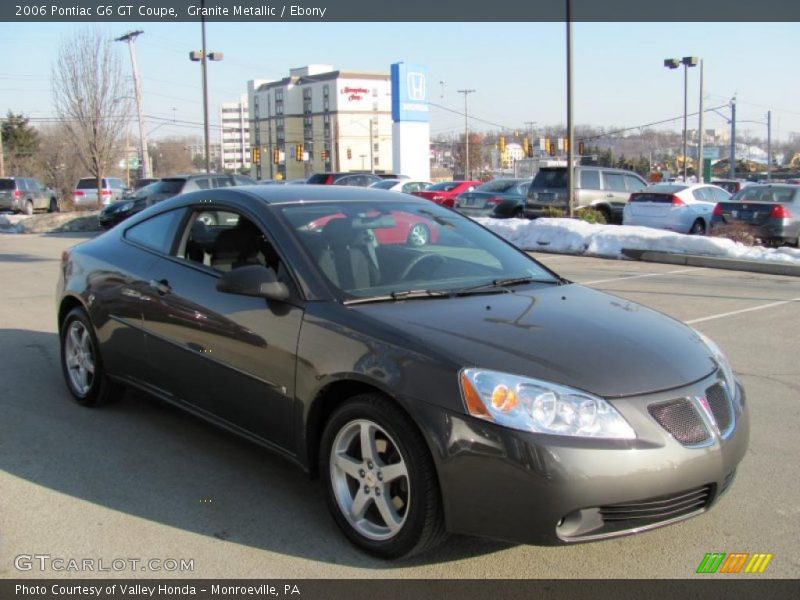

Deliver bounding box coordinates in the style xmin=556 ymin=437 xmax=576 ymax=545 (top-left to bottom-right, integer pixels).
xmin=648 ymin=399 xmax=710 ymax=445
xmin=599 ymin=485 xmax=712 ymax=531
xmin=706 ymin=383 xmax=734 ymax=437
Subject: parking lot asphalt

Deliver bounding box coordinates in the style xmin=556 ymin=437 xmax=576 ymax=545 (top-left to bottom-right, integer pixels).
xmin=1 ymin=233 xmax=798 ymax=579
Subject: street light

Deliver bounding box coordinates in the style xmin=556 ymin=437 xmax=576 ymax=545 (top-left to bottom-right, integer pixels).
xmin=190 ymin=1 xmax=223 ymax=173
xmin=664 ymin=56 xmax=698 ymax=182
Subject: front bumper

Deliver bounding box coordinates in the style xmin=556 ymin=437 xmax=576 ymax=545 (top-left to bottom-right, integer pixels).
xmin=415 ymin=373 xmax=749 ymax=545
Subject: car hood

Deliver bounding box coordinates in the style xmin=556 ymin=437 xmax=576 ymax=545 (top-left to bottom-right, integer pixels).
xmin=354 ymin=284 xmax=715 ymax=398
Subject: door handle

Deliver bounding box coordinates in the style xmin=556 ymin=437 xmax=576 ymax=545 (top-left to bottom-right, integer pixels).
xmin=149 ymin=279 xmax=171 ymax=295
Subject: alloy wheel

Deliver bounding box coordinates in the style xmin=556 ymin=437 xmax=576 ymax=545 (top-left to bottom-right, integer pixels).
xmin=64 ymin=320 xmax=95 ymax=396
xmin=330 ymin=419 xmax=410 ymax=541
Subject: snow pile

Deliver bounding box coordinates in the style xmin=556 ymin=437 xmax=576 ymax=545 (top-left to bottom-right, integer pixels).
xmin=476 ymin=217 xmax=800 ymax=265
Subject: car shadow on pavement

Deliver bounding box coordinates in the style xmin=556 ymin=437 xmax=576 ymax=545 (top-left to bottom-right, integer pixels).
xmin=0 ymin=329 xmax=512 ymax=568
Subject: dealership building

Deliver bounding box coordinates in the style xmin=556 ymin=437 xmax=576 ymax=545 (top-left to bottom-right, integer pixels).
xmin=248 ymin=65 xmax=394 ymax=181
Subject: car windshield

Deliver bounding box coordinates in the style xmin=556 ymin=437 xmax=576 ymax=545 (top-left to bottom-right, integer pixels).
xmin=370 ymin=180 xmax=398 ymax=190
xmin=154 ymin=179 xmax=187 ymax=194
xmin=279 ymin=201 xmax=559 ymax=300
xmin=426 ymin=182 xmax=459 ymax=192
xmin=129 ymin=182 xmax=160 ymax=198
xmin=531 ymin=169 xmax=567 ymax=189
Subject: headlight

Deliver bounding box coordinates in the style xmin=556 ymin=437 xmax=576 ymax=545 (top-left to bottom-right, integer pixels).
xmin=695 ymin=330 xmax=736 ymax=395
xmin=459 ymin=369 xmax=636 ymax=439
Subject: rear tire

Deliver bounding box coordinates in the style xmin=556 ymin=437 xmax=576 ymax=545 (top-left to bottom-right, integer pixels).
xmin=24 ymin=200 xmax=33 ymax=216
xmin=48 ymin=198 xmax=59 ymax=213
xmin=406 ymin=223 xmax=430 ymax=247
xmin=319 ymin=393 xmax=447 ymax=559
xmin=60 ymin=307 xmax=123 ymax=407
xmin=512 ymin=207 xmax=525 ymax=219
xmin=689 ymin=219 xmax=706 ymax=235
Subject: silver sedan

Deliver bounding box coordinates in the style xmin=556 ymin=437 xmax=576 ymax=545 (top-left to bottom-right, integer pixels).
xmin=623 ymin=183 xmax=731 ymax=234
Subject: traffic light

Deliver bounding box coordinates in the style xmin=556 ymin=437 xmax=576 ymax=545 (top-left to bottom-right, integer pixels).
xmin=321 ymin=149 xmax=329 ymax=161
xmin=522 ymin=137 xmax=529 ymax=157
xmin=251 ymin=146 xmax=260 ymax=164
xmin=498 ymin=135 xmax=506 ymax=154
xmin=563 ymin=137 xmax=569 ymax=153
xmin=273 ymin=148 xmax=280 ymax=164
xmin=295 ymin=144 xmax=303 ymax=162
xmin=346 ymin=148 xmax=352 ymax=160
xmin=548 ymin=138 xmax=556 ymax=156
xmin=578 ymin=141 xmax=586 ymax=155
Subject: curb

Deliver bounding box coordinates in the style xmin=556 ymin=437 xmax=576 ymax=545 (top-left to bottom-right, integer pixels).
xmin=621 ymin=249 xmax=800 ymax=278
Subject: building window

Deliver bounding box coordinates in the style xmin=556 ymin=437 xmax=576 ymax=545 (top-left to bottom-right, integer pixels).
xmin=374 ymin=156 xmax=380 ymax=166
xmin=372 ymin=88 xmax=378 ymax=97
xmin=373 ymin=143 xmax=379 ymax=152
xmin=323 ymin=85 xmax=329 ymax=98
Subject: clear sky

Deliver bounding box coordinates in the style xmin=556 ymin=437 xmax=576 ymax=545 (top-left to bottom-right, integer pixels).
xmin=1 ymin=21 xmax=798 ymax=143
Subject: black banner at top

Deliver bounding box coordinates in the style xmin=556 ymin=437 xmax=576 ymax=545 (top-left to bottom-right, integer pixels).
xmin=3 ymin=0 xmax=800 ymax=22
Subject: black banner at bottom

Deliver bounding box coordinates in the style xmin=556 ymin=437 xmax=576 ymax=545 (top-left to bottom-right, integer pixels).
xmin=3 ymin=579 xmax=799 ymax=600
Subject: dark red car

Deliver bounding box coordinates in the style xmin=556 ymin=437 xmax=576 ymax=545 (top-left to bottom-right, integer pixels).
xmin=412 ymin=180 xmax=482 ymax=207
xmin=307 ymin=211 xmax=439 ymax=247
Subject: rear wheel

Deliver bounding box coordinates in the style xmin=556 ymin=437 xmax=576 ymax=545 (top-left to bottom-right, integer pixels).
xmin=689 ymin=219 xmax=706 ymax=235
xmin=512 ymin=207 xmax=525 ymax=219
xmin=24 ymin=200 xmax=33 ymax=216
xmin=406 ymin=223 xmax=430 ymax=247
xmin=320 ymin=394 xmax=447 ymax=558
xmin=60 ymin=307 xmax=123 ymax=406
xmin=48 ymin=198 xmax=59 ymax=213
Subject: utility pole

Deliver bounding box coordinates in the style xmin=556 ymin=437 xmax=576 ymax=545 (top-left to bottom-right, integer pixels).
xmin=115 ymin=30 xmax=151 ymax=180
xmin=369 ymin=117 xmax=375 ymax=173
xmin=0 ymin=118 xmax=5 ymax=177
xmin=457 ymin=89 xmax=475 ymax=179
xmin=697 ymin=59 xmax=704 ymax=183
xmin=566 ymin=0 xmax=575 ymax=217
xmin=767 ymin=110 xmax=772 ymax=182
xmin=729 ymin=96 xmax=737 ymax=179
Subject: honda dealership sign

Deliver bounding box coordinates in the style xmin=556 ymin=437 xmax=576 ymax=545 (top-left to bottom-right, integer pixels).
xmin=391 ymin=62 xmax=431 ymax=180
xmin=391 ymin=63 xmax=429 ymax=123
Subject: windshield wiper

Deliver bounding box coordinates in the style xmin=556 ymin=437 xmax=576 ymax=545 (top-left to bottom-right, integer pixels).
xmin=452 ymin=275 xmax=565 ymax=296
xmin=343 ymin=289 xmax=451 ymax=305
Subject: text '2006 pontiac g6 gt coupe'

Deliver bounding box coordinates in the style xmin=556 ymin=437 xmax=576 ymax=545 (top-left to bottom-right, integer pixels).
xmin=57 ymin=185 xmax=748 ymax=558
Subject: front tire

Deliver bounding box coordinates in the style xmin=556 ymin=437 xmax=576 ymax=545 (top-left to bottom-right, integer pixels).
xmin=48 ymin=198 xmax=59 ymax=213
xmin=319 ymin=394 xmax=447 ymax=559
xmin=406 ymin=223 xmax=430 ymax=247
xmin=60 ymin=307 xmax=123 ymax=406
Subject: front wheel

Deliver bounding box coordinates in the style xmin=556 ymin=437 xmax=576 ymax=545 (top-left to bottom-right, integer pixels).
xmin=60 ymin=307 xmax=123 ymax=406
xmin=320 ymin=394 xmax=447 ymax=558
xmin=48 ymin=198 xmax=59 ymax=213
xmin=406 ymin=223 xmax=430 ymax=247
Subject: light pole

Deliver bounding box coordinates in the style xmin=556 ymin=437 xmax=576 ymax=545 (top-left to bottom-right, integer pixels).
xmin=664 ymin=56 xmax=698 ymax=182
xmin=566 ymin=0 xmax=574 ymax=217
xmin=190 ymin=0 xmax=223 ymax=174
xmin=457 ymin=89 xmax=475 ymax=179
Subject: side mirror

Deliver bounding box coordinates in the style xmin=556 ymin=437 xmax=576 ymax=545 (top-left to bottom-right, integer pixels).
xmin=216 ymin=265 xmax=289 ymax=301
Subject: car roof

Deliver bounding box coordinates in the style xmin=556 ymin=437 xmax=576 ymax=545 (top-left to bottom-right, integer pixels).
xmin=177 ymin=184 xmax=439 ymax=207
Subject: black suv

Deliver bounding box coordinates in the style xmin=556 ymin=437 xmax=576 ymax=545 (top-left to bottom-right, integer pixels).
xmin=98 ymin=173 xmax=256 ymax=229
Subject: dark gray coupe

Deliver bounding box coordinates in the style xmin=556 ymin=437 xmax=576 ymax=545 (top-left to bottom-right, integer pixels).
xmin=57 ymin=186 xmax=748 ymax=558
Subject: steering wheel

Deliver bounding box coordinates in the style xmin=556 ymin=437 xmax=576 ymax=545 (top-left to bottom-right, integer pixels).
xmin=399 ymin=253 xmax=446 ymax=281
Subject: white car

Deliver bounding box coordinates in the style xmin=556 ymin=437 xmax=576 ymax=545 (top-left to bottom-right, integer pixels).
xmin=369 ymin=179 xmax=431 ymax=194
xmin=623 ymin=183 xmax=731 ymax=234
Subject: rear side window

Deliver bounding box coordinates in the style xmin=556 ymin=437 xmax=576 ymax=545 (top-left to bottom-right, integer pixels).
xmin=531 ymin=169 xmax=567 ymax=189
xmin=603 ymin=172 xmax=626 ymax=192
xmin=710 ymin=187 xmax=730 ymax=202
xmin=580 ymin=170 xmax=601 ymax=190
xmin=125 ymin=209 xmax=185 ymax=253
xmin=156 ymin=179 xmax=188 ymax=194
xmin=692 ymin=188 xmax=713 ymax=201
xmin=628 ymin=193 xmax=672 ymax=204
xmin=213 ymin=177 xmax=234 ymax=188
xmin=624 ymin=175 xmax=646 ymax=192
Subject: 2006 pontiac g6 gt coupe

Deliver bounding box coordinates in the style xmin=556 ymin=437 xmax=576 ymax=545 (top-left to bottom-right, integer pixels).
xmin=57 ymin=185 xmax=748 ymax=558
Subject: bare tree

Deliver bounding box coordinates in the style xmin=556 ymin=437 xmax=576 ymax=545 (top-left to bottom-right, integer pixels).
xmin=36 ymin=122 xmax=84 ymax=208
xmin=52 ymin=28 xmax=130 ymax=207
xmin=150 ymin=137 xmax=195 ymax=176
